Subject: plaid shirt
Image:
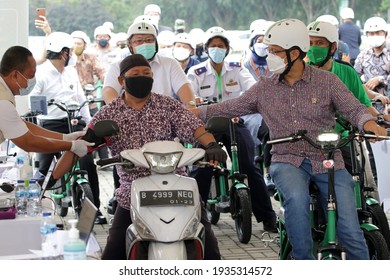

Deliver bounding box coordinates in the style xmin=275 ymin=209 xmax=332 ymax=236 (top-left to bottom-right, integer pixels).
xmin=199 ymin=64 xmax=374 ymax=174
xmin=73 ymin=52 xmax=105 ymax=86
xmin=90 ymin=93 xmax=204 ymax=209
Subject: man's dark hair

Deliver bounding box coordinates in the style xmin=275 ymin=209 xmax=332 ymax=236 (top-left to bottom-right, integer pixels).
xmin=0 ymin=46 xmax=32 ymax=76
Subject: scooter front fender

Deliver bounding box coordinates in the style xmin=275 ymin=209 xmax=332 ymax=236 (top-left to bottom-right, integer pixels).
xmin=148 ymin=241 xmax=187 ymax=260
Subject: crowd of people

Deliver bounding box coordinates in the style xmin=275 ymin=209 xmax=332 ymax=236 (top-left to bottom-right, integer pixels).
xmin=1 ymin=3 xmax=390 ymax=260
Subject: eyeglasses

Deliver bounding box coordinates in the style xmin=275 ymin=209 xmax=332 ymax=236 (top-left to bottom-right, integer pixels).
xmin=266 ymin=49 xmax=286 ymax=55
xmin=131 ymin=37 xmax=155 ymax=45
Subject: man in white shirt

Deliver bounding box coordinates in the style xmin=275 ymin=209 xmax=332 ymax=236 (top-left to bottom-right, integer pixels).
xmin=0 ymin=46 xmax=91 ymax=157
xmin=30 ymin=32 xmax=107 ymax=224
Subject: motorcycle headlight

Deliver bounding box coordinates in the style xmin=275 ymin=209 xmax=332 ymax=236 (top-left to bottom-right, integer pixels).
xmin=131 ymin=206 xmax=155 ymax=239
xmin=144 ymin=152 xmax=182 ymax=173
xmin=317 ymin=132 xmax=339 ymax=143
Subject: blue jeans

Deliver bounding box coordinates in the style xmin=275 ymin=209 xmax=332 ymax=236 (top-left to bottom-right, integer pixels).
xmin=270 ymin=159 xmax=368 ymax=260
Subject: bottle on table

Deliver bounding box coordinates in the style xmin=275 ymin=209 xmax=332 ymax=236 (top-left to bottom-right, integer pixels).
xmin=63 ymin=219 xmax=86 ymax=260
xmin=15 ymin=180 xmax=28 ymax=216
xmin=27 ymin=179 xmax=41 ymax=217
xmin=40 ymin=211 xmax=58 ymax=258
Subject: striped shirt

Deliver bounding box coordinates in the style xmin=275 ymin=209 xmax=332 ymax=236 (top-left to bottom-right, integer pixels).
xmin=199 ymin=63 xmax=375 ymax=173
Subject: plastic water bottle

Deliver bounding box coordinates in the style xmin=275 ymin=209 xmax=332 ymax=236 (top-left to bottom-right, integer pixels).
xmin=40 ymin=211 xmax=58 ymax=258
xmin=27 ymin=179 xmax=42 ymax=217
xmin=15 ymin=180 xmax=28 ymax=216
xmin=63 ymin=219 xmax=86 ymax=260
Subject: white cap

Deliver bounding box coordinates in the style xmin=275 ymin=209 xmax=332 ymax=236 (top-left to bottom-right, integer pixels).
xmin=316 ymin=15 xmax=339 ymax=27
xmin=174 ymin=32 xmax=196 ymax=49
xmin=264 ymin=18 xmax=310 ymax=52
xmin=94 ymin=25 xmax=111 ymax=38
xmin=189 ymin=28 xmax=205 ymax=45
xmin=157 ymin=30 xmax=176 ymax=46
xmin=46 ymin=32 xmax=74 ymax=52
xmin=71 ymin=30 xmax=91 ymax=45
xmin=127 ymin=21 xmax=157 ymax=39
xmin=307 ymin=21 xmax=339 ymax=45
xmin=144 ymin=4 xmax=161 ymax=15
xmin=364 ymin=17 xmax=388 ymax=34
xmin=340 ymin=7 xmax=354 ymax=19
xmin=103 ymin=21 xmax=114 ymax=31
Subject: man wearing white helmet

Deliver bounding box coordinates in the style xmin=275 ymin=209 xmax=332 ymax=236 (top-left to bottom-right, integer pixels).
xmin=30 ymin=32 xmax=107 ymax=224
xmin=103 ymin=20 xmax=196 ymax=107
xmin=354 ymin=16 xmax=390 ymax=97
xmin=307 ymin=20 xmax=387 ymax=200
xmin=156 ymin=30 xmax=176 ymax=58
xmin=144 ymin=3 xmax=172 ymax=33
xmin=189 ymin=28 xmax=208 ymax=62
xmin=172 ymin=32 xmax=200 ymax=73
xmin=316 ymin=14 xmax=351 ymax=63
xmin=339 ymin=7 xmax=361 ymax=65
xmin=0 ymin=46 xmax=92 ymax=158
xmin=187 ymin=26 xmax=277 ymax=233
xmin=89 ymin=25 xmax=115 ymax=72
xmin=191 ymin=18 xmax=388 ymax=259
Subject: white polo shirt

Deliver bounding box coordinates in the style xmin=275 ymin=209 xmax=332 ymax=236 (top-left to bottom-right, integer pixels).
xmin=103 ymin=53 xmax=189 ymax=97
xmin=0 ymin=77 xmax=28 ymax=143
xmin=187 ymin=59 xmax=256 ymax=101
xmin=30 ymin=60 xmax=91 ymax=123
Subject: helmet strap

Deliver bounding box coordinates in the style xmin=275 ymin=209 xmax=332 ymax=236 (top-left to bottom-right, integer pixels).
xmin=279 ymin=48 xmax=298 ymax=82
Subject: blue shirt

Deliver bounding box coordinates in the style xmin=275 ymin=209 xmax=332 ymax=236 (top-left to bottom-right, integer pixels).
xmin=339 ymin=22 xmax=362 ymax=60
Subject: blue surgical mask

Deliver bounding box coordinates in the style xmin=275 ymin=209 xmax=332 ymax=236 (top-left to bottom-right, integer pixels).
xmin=208 ymin=47 xmax=227 ymax=64
xmin=135 ymin=43 xmax=157 ymax=60
xmin=16 ymin=72 xmax=36 ymax=96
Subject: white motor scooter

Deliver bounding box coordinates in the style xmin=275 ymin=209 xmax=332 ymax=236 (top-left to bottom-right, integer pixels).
xmin=99 ymin=140 xmax=206 ymax=260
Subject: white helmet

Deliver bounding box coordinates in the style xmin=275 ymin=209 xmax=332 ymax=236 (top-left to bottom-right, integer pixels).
xmin=174 ymin=32 xmax=196 ymax=49
xmin=133 ymin=15 xmax=159 ymax=29
xmin=250 ymin=19 xmax=267 ymax=32
xmin=157 ymin=30 xmax=176 ymax=46
xmin=126 ymin=21 xmax=157 ymax=40
xmin=94 ymin=25 xmax=111 ymax=38
xmin=204 ymin=26 xmax=229 ymax=46
xmin=144 ymin=4 xmax=161 ymax=15
xmin=340 ymin=7 xmax=354 ymax=20
xmin=307 ymin=21 xmax=339 ymax=45
xmin=103 ymin=21 xmax=114 ymax=31
xmin=189 ymin=28 xmax=205 ymax=45
xmin=71 ymin=30 xmax=91 ymax=45
xmin=250 ymin=21 xmax=274 ymax=41
xmin=264 ymin=18 xmax=310 ymax=52
xmin=364 ymin=17 xmax=388 ymax=34
xmin=316 ymin=15 xmax=339 ymax=27
xmin=46 ymin=32 xmax=74 ymax=53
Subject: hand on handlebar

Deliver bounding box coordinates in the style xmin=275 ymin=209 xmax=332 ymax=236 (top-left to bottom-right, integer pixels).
xmin=70 ymin=140 xmax=95 ymax=157
xmin=63 ymin=130 xmax=87 ymax=141
xmin=205 ymin=142 xmax=227 ymax=167
xmin=363 ymin=120 xmax=388 ymax=142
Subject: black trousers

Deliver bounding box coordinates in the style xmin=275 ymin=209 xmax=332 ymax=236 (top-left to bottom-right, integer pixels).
xmin=101 ymin=203 xmax=221 ymax=260
xmin=191 ymin=121 xmax=275 ymax=223
xmin=38 ymin=119 xmax=101 ymax=209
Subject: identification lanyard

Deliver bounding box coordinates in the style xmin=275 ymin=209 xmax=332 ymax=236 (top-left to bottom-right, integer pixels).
xmin=215 ymin=71 xmax=223 ymax=102
xmin=251 ymin=57 xmax=268 ymax=78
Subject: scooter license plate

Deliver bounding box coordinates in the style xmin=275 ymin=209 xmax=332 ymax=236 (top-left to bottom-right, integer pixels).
xmin=139 ymin=190 xmax=195 ymax=206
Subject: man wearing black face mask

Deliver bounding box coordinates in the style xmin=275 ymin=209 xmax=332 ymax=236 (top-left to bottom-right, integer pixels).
xmin=30 ymin=32 xmax=108 ymax=224
xmin=53 ymin=54 xmax=226 ymax=260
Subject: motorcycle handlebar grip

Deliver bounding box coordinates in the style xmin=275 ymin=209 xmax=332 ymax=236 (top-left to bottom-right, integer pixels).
xmin=96 ymin=157 xmax=120 ymax=166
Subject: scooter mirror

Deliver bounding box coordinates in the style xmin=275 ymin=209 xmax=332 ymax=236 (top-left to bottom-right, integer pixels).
xmin=94 ymin=120 xmax=120 ymax=137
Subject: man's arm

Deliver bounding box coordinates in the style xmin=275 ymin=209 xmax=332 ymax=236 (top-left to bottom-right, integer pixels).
xmin=24 ymin=120 xmax=63 ymax=139
xmin=102 ymin=86 xmax=119 ymax=104
xmin=176 ymin=83 xmax=196 ymax=109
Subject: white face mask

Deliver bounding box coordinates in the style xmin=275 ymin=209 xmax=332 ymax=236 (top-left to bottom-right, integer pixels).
xmin=16 ymin=72 xmax=37 ymax=96
xmin=266 ymin=53 xmax=287 ymax=74
xmin=368 ymin=35 xmax=386 ymax=48
xmin=158 ymin=47 xmax=173 ymax=58
xmin=253 ymin=43 xmax=268 ymax=57
xmin=173 ymin=47 xmax=190 ymax=61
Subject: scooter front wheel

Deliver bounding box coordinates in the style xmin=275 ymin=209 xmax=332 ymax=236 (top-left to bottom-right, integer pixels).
xmin=367 ymin=203 xmax=390 ymax=251
xmin=363 ymin=229 xmax=390 ymax=260
xmin=233 ymin=188 xmax=252 ymax=244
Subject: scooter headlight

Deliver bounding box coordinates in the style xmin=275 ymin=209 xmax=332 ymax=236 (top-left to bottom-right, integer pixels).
xmin=143 ymin=152 xmax=183 ymax=173
xmin=131 ymin=206 xmax=155 ymax=239
xmin=317 ymin=132 xmax=339 ymax=143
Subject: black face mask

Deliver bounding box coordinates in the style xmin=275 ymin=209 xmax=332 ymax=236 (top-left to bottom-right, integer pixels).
xmin=98 ymin=39 xmax=109 ymax=48
xmin=124 ymin=76 xmax=153 ymax=99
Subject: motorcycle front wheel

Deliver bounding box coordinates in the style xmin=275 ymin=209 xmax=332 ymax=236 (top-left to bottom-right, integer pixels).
xmin=367 ymin=203 xmax=390 ymax=251
xmin=232 ymin=188 xmax=252 ymax=244
xmin=363 ymin=229 xmax=390 ymax=260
